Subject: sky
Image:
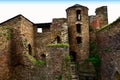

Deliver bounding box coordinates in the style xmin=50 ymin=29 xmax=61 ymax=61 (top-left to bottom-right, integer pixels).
xmin=0 ymin=0 xmax=120 ymax=24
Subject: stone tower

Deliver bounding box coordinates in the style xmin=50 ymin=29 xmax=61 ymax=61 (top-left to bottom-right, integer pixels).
xmin=66 ymin=4 xmax=89 ymax=61
xmin=95 ymin=6 xmax=108 ymax=28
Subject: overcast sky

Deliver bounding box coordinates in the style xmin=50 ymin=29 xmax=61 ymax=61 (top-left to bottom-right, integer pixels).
xmin=0 ymin=0 xmax=120 ymax=24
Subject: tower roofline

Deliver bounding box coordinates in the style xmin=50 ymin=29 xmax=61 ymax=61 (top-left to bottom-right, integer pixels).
xmin=66 ymin=4 xmax=88 ymax=11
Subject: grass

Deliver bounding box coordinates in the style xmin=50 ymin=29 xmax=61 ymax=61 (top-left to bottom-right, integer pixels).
xmin=48 ymin=43 xmax=69 ymax=47
xmin=24 ymin=53 xmax=46 ymax=65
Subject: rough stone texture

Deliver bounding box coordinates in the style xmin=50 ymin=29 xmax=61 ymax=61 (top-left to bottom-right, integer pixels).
xmin=0 ymin=26 xmax=11 ymax=80
xmin=35 ymin=32 xmax=51 ymax=59
xmin=51 ymin=18 xmax=68 ymax=43
xmin=35 ymin=23 xmax=51 ymax=33
xmin=0 ymin=4 xmax=113 ymax=80
xmin=97 ymin=20 xmax=120 ymax=80
xmin=89 ymin=16 xmax=100 ymax=29
xmin=66 ymin=4 xmax=89 ymax=61
xmin=95 ymin=6 xmax=108 ymax=28
xmin=0 ymin=15 xmax=36 ymax=80
xmin=47 ymin=46 xmax=70 ymax=79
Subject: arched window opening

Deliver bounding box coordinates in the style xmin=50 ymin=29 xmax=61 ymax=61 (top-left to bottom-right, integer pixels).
xmin=70 ymin=51 xmax=77 ymax=62
xmin=76 ymin=37 xmax=82 ymax=44
xmin=76 ymin=10 xmax=81 ymax=21
xmin=41 ymin=54 xmax=46 ymax=61
xmin=28 ymin=44 xmax=32 ymax=55
xmin=76 ymin=24 xmax=81 ymax=33
xmin=56 ymin=36 xmax=61 ymax=43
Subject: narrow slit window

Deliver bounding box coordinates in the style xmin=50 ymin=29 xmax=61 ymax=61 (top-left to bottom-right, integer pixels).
xmin=76 ymin=10 xmax=81 ymax=21
xmin=76 ymin=37 xmax=82 ymax=44
xmin=76 ymin=24 xmax=81 ymax=33
xmin=28 ymin=44 xmax=32 ymax=55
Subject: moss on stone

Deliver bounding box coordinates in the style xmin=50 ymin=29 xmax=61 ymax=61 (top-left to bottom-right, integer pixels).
xmin=48 ymin=43 xmax=69 ymax=47
xmin=0 ymin=26 xmax=12 ymax=40
xmin=97 ymin=16 xmax=120 ymax=32
xmin=104 ymin=47 xmax=111 ymax=52
xmin=24 ymin=53 xmax=46 ymax=65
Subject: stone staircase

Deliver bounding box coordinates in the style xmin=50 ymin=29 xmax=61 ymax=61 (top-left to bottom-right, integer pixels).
xmin=70 ymin=62 xmax=79 ymax=80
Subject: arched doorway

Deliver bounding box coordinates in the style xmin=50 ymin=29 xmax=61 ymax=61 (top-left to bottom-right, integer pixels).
xmin=70 ymin=51 xmax=77 ymax=62
xmin=56 ymin=36 xmax=61 ymax=43
xmin=114 ymin=71 xmax=120 ymax=80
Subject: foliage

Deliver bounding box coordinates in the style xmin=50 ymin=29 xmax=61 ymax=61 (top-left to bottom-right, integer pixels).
xmin=64 ymin=54 xmax=71 ymax=61
xmin=0 ymin=26 xmax=12 ymax=40
xmin=2 ymin=26 xmax=12 ymax=31
xmin=104 ymin=47 xmax=111 ymax=52
xmin=24 ymin=53 xmax=46 ymax=65
xmin=89 ymin=40 xmax=101 ymax=78
xmin=89 ymin=40 xmax=101 ymax=67
xmin=90 ymin=41 xmax=98 ymax=54
xmin=48 ymin=43 xmax=69 ymax=47
xmin=86 ymin=54 xmax=101 ymax=67
xmin=57 ymin=75 xmax=62 ymax=80
xmin=89 ymin=26 xmax=93 ymax=32
xmin=97 ymin=16 xmax=120 ymax=32
xmin=3 ymin=33 xmax=11 ymax=40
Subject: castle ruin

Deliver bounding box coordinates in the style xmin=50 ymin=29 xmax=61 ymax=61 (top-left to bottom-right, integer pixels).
xmin=0 ymin=4 xmax=120 ymax=80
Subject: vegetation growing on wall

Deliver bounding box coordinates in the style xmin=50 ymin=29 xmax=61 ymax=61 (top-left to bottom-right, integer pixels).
xmin=64 ymin=54 xmax=71 ymax=61
xmin=89 ymin=26 xmax=94 ymax=32
xmin=87 ymin=40 xmax=101 ymax=78
xmin=48 ymin=43 xmax=69 ymax=47
xmin=104 ymin=47 xmax=111 ymax=52
xmin=88 ymin=41 xmax=101 ymax=66
xmin=62 ymin=54 xmax=71 ymax=80
xmin=0 ymin=26 xmax=12 ymax=40
xmin=24 ymin=53 xmax=46 ymax=65
xmin=86 ymin=54 xmax=101 ymax=67
xmin=97 ymin=17 xmax=120 ymax=32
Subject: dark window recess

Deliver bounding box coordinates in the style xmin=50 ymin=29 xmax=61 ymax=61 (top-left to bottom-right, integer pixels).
xmin=70 ymin=51 xmax=77 ymax=62
xmin=41 ymin=54 xmax=46 ymax=61
xmin=76 ymin=37 xmax=82 ymax=44
xmin=76 ymin=10 xmax=81 ymax=21
xmin=57 ymin=36 xmax=61 ymax=43
xmin=76 ymin=24 xmax=81 ymax=33
xmin=28 ymin=44 xmax=32 ymax=55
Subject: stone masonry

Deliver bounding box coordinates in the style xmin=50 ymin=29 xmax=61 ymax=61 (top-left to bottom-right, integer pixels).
xmin=0 ymin=4 xmax=120 ymax=80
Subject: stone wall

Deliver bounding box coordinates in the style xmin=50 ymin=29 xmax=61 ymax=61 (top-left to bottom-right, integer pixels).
xmin=95 ymin=6 xmax=108 ymax=28
xmin=0 ymin=26 xmax=11 ymax=80
xmin=35 ymin=32 xmax=51 ymax=59
xmin=47 ymin=46 xmax=70 ymax=79
xmin=0 ymin=15 xmax=39 ymax=80
xmin=50 ymin=18 xmax=68 ymax=44
xmin=97 ymin=20 xmax=120 ymax=80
